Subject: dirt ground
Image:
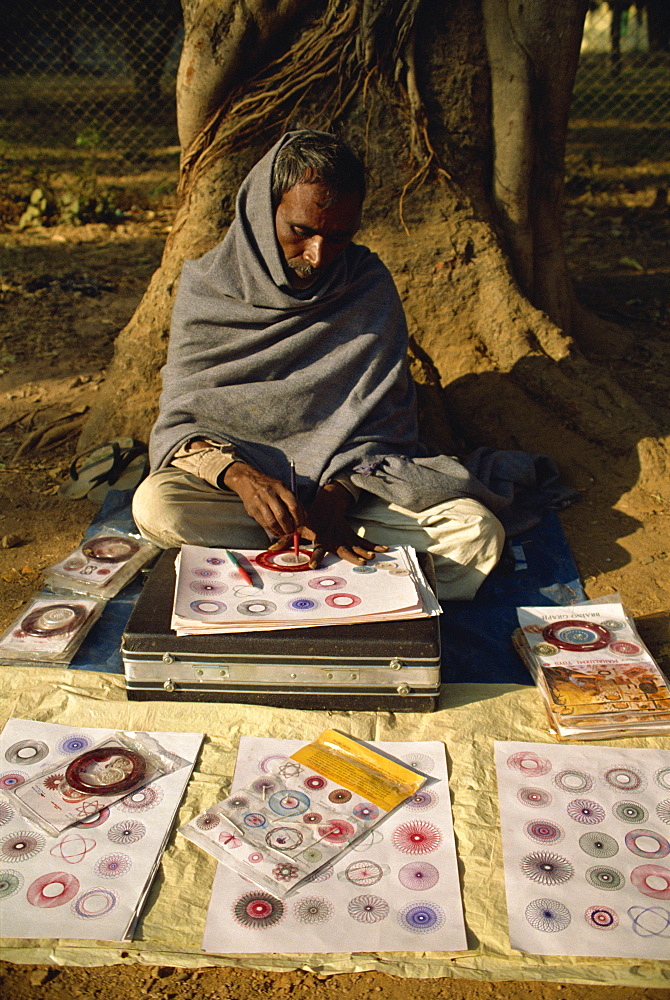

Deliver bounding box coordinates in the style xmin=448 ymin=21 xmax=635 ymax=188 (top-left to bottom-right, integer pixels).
xmin=0 ymin=152 xmax=669 ymax=997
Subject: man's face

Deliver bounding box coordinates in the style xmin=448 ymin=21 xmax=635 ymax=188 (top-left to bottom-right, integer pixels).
xmin=274 ymin=180 xmax=362 ymax=289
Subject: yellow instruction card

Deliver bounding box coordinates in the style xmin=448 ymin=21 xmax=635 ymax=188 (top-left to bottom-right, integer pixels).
xmin=291 ymin=729 xmax=426 ymax=811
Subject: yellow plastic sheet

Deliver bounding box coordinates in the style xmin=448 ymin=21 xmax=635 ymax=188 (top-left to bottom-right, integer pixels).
xmin=0 ymin=666 xmax=668 ymax=987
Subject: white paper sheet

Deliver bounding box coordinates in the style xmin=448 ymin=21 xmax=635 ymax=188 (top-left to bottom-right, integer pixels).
xmin=202 ymin=737 xmax=467 ymax=954
xmin=494 ymin=740 xmax=670 ymax=959
xmin=172 ymin=545 xmax=440 ymax=634
xmin=0 ymin=719 xmax=203 ymax=941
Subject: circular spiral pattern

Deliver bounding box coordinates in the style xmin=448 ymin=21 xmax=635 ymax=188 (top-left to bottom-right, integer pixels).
xmin=233 ymin=891 xmax=284 ymax=929
xmin=0 ymin=830 xmax=45 ymax=862
xmin=553 ymin=769 xmax=593 ymax=794
xmin=251 ymin=777 xmax=279 ymax=796
xmin=342 ymin=859 xmax=385 ymax=886
xmin=401 ymin=753 xmax=435 ymax=774
xmin=391 ymin=820 xmax=443 ymax=855
xmin=405 ymin=790 xmax=439 ymax=810
xmin=0 ymin=772 xmax=26 ymax=790
xmin=613 ymin=800 xmax=648 ymax=824
xmin=248 ymin=852 xmax=263 ymax=863
xmin=625 ymin=829 xmax=670 ymax=859
xmin=189 ymin=580 xmax=227 ymax=596
xmin=5 ymin=739 xmax=49 ymax=766
xmin=243 ymin=813 xmax=267 ymax=829
xmin=293 ymin=896 xmax=334 ymax=924
xmin=301 ymin=847 xmax=323 ymax=864
xmin=107 ymin=820 xmax=146 ymax=845
xmin=302 ymin=812 xmax=322 ymax=825
xmin=398 ymin=861 xmax=440 ymax=890
xmin=71 ymin=887 xmax=118 ymax=919
xmin=630 ymin=864 xmax=670 ymax=899
xmin=347 ymin=894 xmax=390 ymax=923
xmin=586 ymin=865 xmax=626 ymax=891
xmin=193 ymin=568 xmax=220 ymax=578
xmin=205 ymin=557 xmax=225 ymax=565
xmin=268 ymin=789 xmax=310 ymax=817
xmin=398 ymin=901 xmax=445 ymax=934
xmin=325 ymin=593 xmax=362 ymax=609
xmin=237 ymin=599 xmax=277 ymax=616
xmin=604 ymin=766 xmax=646 ymax=793
xmin=272 ymin=581 xmax=303 ymax=594
xmin=567 ymin=798 xmax=605 ymax=824
xmin=272 ymin=862 xmax=300 ymax=882
xmin=584 ymin=904 xmax=619 ymax=930
xmin=95 ymin=853 xmax=132 ymax=878
xmin=225 ymin=796 xmax=249 ymax=810
xmin=57 ymin=735 xmax=93 ymax=755
xmin=0 ymin=802 xmax=13 ymax=827
xmin=525 ymin=898 xmax=571 ymax=933
xmin=506 ymin=751 xmax=552 ymax=776
xmin=288 ymin=598 xmax=320 ymax=612
xmin=328 ymin=788 xmax=352 ymax=804
xmin=118 ymin=783 xmax=163 ymax=812
xmin=303 ymin=775 xmax=327 ymax=791
xmin=654 ymin=767 xmax=670 ymax=792
xmin=265 ymin=827 xmax=304 ymax=851
xmin=524 ymin=820 xmax=565 ymax=845
xmin=656 ymin=800 xmax=670 ymax=826
xmin=317 ymin=820 xmax=355 ymax=843
xmin=517 ymin=787 xmax=552 ymax=809
xmin=27 ymin=871 xmax=79 ymax=908
xmin=308 ymin=575 xmax=347 ymax=590
xmin=353 ymin=802 xmax=379 ymax=821
xmin=520 ymin=851 xmax=575 ymax=885
xmin=190 ymin=600 xmax=226 ymax=615
xmin=0 ymin=869 xmax=23 ymax=899
xmin=196 ymin=813 xmax=221 ymax=831
xmin=579 ymin=831 xmax=619 ymax=859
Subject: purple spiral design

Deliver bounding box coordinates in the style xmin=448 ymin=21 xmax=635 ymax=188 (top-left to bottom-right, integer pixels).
xmin=94 ymin=853 xmax=132 ymax=878
xmin=398 ymin=861 xmax=440 ymax=890
xmin=567 ymin=798 xmax=606 ymax=824
xmin=398 ymin=901 xmax=445 ymax=933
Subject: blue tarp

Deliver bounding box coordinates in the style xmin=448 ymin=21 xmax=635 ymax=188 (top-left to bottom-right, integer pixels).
xmin=69 ymin=492 xmax=584 ymax=683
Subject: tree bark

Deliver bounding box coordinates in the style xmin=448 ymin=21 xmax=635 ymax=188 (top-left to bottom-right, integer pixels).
xmin=80 ymin=0 xmax=669 ymax=499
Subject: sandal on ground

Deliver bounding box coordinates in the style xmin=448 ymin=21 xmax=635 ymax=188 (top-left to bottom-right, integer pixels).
xmin=58 ymin=438 xmax=148 ymax=502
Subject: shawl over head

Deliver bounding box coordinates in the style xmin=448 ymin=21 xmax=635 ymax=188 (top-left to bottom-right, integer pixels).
xmin=149 ymin=132 xmax=530 ymax=517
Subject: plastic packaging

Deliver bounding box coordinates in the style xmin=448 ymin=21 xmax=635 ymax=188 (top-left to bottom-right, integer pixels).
xmin=0 ymin=591 xmax=105 ymax=665
xmin=43 ymin=527 xmax=158 ymax=599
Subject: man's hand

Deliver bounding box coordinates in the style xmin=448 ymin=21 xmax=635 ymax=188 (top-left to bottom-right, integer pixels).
xmin=269 ymin=481 xmax=388 ymax=569
xmin=223 ymin=462 xmax=305 ymax=538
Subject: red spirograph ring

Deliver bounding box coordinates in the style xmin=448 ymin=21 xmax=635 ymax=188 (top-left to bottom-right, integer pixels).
xmin=256 ymin=549 xmax=313 ymax=572
xmin=630 ymin=864 xmax=670 ymax=899
xmin=391 ymin=820 xmax=443 ymax=855
xmin=317 ymin=820 xmax=356 ymax=843
xmin=27 ymin=871 xmax=80 ymax=908
xmin=324 ymin=592 xmax=362 ymax=609
xmin=65 ymin=747 xmax=146 ymax=795
xmin=82 ymin=536 xmax=140 ymax=563
xmin=542 ymin=619 xmax=610 ymax=651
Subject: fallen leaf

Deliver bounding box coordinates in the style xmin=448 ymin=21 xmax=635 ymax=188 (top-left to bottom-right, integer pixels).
xmin=618 ymin=256 xmax=644 ymax=272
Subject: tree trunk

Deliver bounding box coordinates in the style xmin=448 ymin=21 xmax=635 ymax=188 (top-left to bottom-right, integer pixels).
xmin=80 ymin=0 xmax=669 ymax=500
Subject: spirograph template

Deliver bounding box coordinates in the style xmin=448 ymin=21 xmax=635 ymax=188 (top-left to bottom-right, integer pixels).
xmin=202 ymin=737 xmax=466 ymax=954
xmin=495 ymin=740 xmax=670 ymax=959
xmin=0 ymin=718 xmax=202 ymax=941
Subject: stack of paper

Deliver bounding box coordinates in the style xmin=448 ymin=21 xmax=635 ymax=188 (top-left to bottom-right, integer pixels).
xmin=0 ymin=718 xmax=202 ymax=942
xmin=171 ymin=544 xmax=440 ymax=635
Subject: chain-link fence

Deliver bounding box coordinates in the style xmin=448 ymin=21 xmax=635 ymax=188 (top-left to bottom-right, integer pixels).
xmin=0 ymin=2 xmax=667 ymax=173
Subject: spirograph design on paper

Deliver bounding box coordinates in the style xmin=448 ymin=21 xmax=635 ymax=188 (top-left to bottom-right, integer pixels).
xmin=224 ymin=795 xmax=249 ymax=810
xmin=0 ymin=830 xmax=45 ymax=862
xmin=655 ymin=767 xmax=670 ymax=792
xmin=347 ymin=894 xmax=390 ymax=924
xmin=233 ymin=891 xmax=284 ymax=929
xmin=190 ymin=600 xmax=226 ymax=615
xmin=71 ymin=887 xmax=118 ymax=919
xmin=566 ymin=799 xmax=605 ymax=824
xmin=0 ymin=772 xmax=26 ymax=790
xmin=405 ymin=790 xmax=439 ymax=811
xmin=308 ymin=576 xmax=347 ymax=591
xmin=603 ymin=766 xmax=646 ymax=793
xmin=268 ymin=790 xmax=310 ymax=816
xmin=341 ymin=860 xmax=386 ymax=886
xmin=613 ymin=801 xmax=648 ymax=824
xmin=630 ymin=864 xmax=670 ymax=899
xmin=27 ymin=871 xmax=80 ymax=908
xmin=237 ymin=599 xmax=278 ymax=616
xmin=303 ymin=775 xmax=327 ymax=791
xmin=193 ymin=568 xmax=220 ymax=578
xmin=317 ymin=820 xmax=356 ymax=844
xmin=75 ymin=807 xmax=110 ymax=829
xmin=251 ymin=776 xmax=279 ymax=796
xmin=108 ymin=820 xmax=146 ymax=845
xmin=353 ymin=802 xmax=379 ymax=821
xmin=401 ymin=753 xmax=435 ymax=774
xmin=628 ymin=906 xmax=670 ymax=938
xmin=0 ymin=869 xmax=23 ymax=899
xmin=553 ymin=770 xmax=593 ymax=794
xmin=524 ymin=820 xmax=565 ymax=845
xmin=273 ymin=581 xmax=303 ymax=594
xmin=301 ymin=847 xmax=323 ymax=865
xmin=579 ymin=832 xmax=619 ymax=859
xmin=517 ymin=787 xmax=552 ymax=809
xmin=398 ymin=901 xmax=445 ymax=934
xmin=118 ymin=784 xmax=164 ymax=812
xmin=305 ymin=863 xmax=333 ymax=883
xmin=328 ymin=788 xmax=352 ymax=804
xmin=293 ymin=896 xmax=334 ymax=924
xmin=5 ymin=739 xmax=49 ymax=766
xmin=656 ymin=800 xmax=670 ymax=826
xmin=352 ymin=565 xmax=375 ymax=573
xmin=398 ymin=861 xmax=440 ymax=891
xmin=248 ymin=852 xmax=263 ymax=863
xmin=0 ymin=802 xmax=13 ymax=826
xmin=94 ymin=853 xmax=132 ymax=878
xmin=277 ymin=761 xmax=303 ymax=780
xmin=189 ymin=580 xmax=227 ymax=596
xmin=585 ymin=865 xmax=625 ymax=891
xmin=506 ymin=751 xmax=552 ymax=777
xmin=325 ymin=593 xmax=362 ymax=609
xmin=287 ymin=598 xmax=320 ymax=612
xmin=57 ymin=735 xmax=92 ymax=755
xmin=584 ymin=905 xmax=619 ymax=930
xmin=625 ymin=829 xmax=670 ymax=859
xmin=272 ymin=863 xmax=300 ymax=882
xmin=243 ymin=813 xmax=267 ymax=829
xmin=205 ymin=557 xmax=225 ymax=565
xmin=196 ymin=813 xmax=221 ymax=831
xmin=391 ymin=821 xmax=443 ymax=855
xmin=265 ymin=827 xmax=304 ymax=851
xmin=520 ymin=852 xmax=575 ymax=886
xmin=303 ymin=812 xmax=322 ymax=825
xmin=49 ymin=832 xmax=96 ymax=865
xmin=525 ymin=898 xmax=571 ymax=933
xmin=43 ymin=774 xmax=64 ymax=791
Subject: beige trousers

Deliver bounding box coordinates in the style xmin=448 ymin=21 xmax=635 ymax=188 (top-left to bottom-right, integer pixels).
xmin=132 ymin=468 xmax=504 ymax=600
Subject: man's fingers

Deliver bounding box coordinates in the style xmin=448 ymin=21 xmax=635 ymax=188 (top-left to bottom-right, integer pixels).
xmin=309 ymin=545 xmax=326 ymax=569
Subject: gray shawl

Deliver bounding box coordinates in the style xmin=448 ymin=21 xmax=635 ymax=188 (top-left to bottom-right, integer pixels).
xmin=150 ymin=132 xmax=567 ymax=525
